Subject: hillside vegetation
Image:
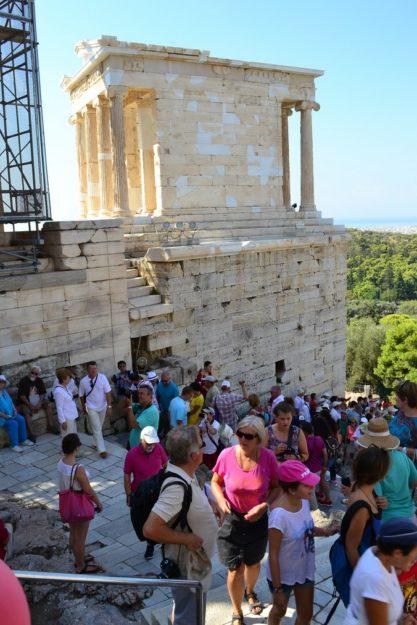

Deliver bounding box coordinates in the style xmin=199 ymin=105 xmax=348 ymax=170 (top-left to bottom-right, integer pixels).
xmin=346 ymin=230 xmax=417 ymax=391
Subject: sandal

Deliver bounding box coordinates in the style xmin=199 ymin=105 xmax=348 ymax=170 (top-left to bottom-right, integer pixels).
xmin=231 ymin=615 xmax=245 ymax=625
xmin=84 ymin=554 xmax=96 ymax=563
xmin=75 ymin=562 xmax=104 ymax=574
xmin=244 ymin=590 xmax=264 ymax=615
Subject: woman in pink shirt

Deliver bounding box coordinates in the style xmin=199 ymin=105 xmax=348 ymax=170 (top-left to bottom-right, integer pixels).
xmin=211 ymin=416 xmax=280 ymax=625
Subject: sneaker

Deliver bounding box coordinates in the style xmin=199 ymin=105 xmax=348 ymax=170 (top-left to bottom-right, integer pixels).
xmin=144 ymin=544 xmax=154 ymax=560
xmin=22 ymin=439 xmax=34 ymax=446
xmin=28 ymin=432 xmax=37 ymax=443
xmin=11 ymin=446 xmax=23 ymax=453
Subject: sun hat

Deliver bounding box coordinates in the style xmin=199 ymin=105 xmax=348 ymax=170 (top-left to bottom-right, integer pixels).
xmin=356 ymin=417 xmax=400 ymax=450
xmin=221 ymin=380 xmax=231 ymax=388
xmin=378 ymin=518 xmax=417 ymax=545
xmin=202 ymin=407 xmax=215 ymax=415
xmin=202 ymin=375 xmax=215 ymax=382
xmin=277 ymin=460 xmax=320 ymax=487
xmin=147 ymin=371 xmax=158 ymax=381
xmin=140 ymin=426 xmax=159 ymax=444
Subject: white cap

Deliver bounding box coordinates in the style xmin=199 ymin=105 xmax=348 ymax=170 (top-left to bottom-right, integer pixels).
xmin=221 ymin=380 xmax=231 ymax=388
xmin=0 ymin=375 xmax=7 ymax=383
xmin=332 ymin=401 xmax=342 ymax=407
xmin=360 ymin=417 xmax=369 ymax=424
xmin=140 ymin=426 xmax=160 ymax=444
xmin=147 ymin=371 xmax=158 ymax=381
xmin=202 ymin=375 xmax=215 ymax=382
xmin=203 ymin=407 xmax=215 ymax=415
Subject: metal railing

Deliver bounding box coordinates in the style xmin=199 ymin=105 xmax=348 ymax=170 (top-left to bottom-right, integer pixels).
xmin=14 ymin=570 xmax=204 ymax=625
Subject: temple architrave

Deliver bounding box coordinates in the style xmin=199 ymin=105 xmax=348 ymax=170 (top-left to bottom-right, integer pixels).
xmin=0 ymin=37 xmax=347 ymax=439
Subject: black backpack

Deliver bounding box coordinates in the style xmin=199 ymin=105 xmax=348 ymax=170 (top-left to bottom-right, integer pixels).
xmin=130 ymin=469 xmax=192 ymax=541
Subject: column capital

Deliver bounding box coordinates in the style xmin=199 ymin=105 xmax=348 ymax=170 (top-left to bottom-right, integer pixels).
xmin=281 ymin=106 xmax=293 ymax=117
xmin=106 ymin=85 xmax=129 ymax=100
xmin=92 ymin=94 xmax=111 ymax=108
xmin=69 ymin=112 xmax=83 ymax=125
xmin=295 ymin=100 xmax=320 ymax=112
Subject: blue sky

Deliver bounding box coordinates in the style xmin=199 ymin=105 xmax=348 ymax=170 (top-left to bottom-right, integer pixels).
xmin=37 ymin=0 xmax=417 ymax=224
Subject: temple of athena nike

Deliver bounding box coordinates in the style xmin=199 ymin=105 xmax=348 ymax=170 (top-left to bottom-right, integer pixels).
xmin=0 ymin=36 xmax=347 ymax=427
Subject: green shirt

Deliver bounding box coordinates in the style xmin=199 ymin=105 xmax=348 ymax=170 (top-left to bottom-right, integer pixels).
xmin=129 ymin=403 xmax=159 ymax=448
xmin=374 ymin=449 xmax=417 ymax=520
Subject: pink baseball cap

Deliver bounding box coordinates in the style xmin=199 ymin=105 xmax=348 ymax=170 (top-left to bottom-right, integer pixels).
xmin=278 ymin=460 xmax=320 ymax=486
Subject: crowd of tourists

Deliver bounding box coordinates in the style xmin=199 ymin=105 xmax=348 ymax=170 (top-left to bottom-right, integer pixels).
xmin=2 ymin=361 xmax=417 ymax=625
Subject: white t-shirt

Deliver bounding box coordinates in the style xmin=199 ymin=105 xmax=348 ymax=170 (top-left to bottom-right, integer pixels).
xmin=345 ymin=547 xmax=403 ymax=625
xmin=200 ymin=419 xmax=220 ymax=455
xmin=56 ymin=460 xmax=90 ymax=492
xmin=330 ymin=407 xmax=341 ymax=422
xmin=266 ymin=499 xmax=315 ymax=585
xmin=79 ymin=373 xmax=111 ymax=411
xmin=271 ymin=395 xmax=285 ymax=411
xmin=299 ymin=402 xmax=311 ymax=423
xmin=294 ymin=395 xmax=304 ymax=413
xmin=54 ymin=385 xmax=78 ymax=424
xmin=151 ymin=462 xmax=218 ymax=559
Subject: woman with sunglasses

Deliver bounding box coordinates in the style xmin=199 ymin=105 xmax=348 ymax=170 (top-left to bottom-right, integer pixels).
xmin=211 ymin=416 xmax=280 ymax=625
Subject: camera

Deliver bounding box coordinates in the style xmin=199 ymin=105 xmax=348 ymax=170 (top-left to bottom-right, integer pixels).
xmin=158 ymin=558 xmax=181 ymax=579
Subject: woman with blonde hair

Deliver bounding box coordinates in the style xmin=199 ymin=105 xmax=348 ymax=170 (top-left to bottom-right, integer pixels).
xmin=211 ymin=416 xmax=280 ymax=625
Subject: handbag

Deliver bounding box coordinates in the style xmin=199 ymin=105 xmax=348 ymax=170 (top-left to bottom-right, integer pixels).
xmin=59 ymin=464 xmax=95 ymax=523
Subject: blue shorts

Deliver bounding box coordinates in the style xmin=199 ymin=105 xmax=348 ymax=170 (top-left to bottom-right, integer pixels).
xmin=267 ymin=578 xmax=314 ymax=597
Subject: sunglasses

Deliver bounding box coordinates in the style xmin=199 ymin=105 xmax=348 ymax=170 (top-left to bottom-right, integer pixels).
xmin=236 ymin=430 xmax=257 ymax=441
xmin=31 ymin=371 xmax=39 ymax=376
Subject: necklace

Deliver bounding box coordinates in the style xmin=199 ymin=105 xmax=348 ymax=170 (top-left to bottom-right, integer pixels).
xmin=238 ymin=446 xmax=259 ymax=469
xmin=358 ymin=487 xmax=377 ymax=511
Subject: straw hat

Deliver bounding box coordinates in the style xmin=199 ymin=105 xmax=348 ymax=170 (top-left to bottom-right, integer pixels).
xmin=357 ymin=417 xmax=400 ymax=450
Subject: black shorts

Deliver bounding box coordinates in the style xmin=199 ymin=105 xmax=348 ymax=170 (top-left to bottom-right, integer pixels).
xmin=217 ymin=510 xmax=268 ymax=570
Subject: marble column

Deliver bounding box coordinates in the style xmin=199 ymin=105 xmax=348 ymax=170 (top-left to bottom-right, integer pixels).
xmin=137 ymin=103 xmax=157 ymax=215
xmin=295 ymin=100 xmax=320 ymax=211
xmin=94 ymin=95 xmax=113 ymax=217
xmin=281 ymin=106 xmax=293 ymax=210
xmin=108 ymin=87 xmax=130 ymax=217
xmin=70 ymin=112 xmax=88 ymax=218
xmin=124 ymin=102 xmax=141 ymax=214
xmin=83 ymin=104 xmax=100 ymax=218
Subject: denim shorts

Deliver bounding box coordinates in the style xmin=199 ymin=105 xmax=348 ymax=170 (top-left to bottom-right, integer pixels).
xmin=267 ymin=577 xmax=314 ymax=597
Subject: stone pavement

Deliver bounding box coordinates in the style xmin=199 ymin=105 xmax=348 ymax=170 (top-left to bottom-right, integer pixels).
xmin=0 ymin=433 xmax=347 ymax=624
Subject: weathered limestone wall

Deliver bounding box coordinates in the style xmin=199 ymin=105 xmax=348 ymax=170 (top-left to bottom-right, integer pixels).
xmin=0 ymin=219 xmax=131 ymax=386
xmin=138 ymin=235 xmax=347 ymax=396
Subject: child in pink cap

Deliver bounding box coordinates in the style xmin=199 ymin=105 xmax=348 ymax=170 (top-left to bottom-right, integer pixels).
xmin=267 ymin=460 xmax=338 ymax=625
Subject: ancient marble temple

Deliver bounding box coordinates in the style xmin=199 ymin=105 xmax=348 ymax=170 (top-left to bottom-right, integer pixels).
xmin=60 ymin=36 xmax=346 ymax=395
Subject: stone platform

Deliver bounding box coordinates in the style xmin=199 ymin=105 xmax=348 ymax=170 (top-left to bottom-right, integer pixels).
xmin=0 ymin=433 xmax=346 ymax=624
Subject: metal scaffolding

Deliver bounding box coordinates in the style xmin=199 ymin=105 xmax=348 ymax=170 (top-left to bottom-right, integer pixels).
xmin=0 ymin=0 xmax=50 ymax=272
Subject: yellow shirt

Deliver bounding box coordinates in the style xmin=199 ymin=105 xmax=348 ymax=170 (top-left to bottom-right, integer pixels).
xmin=188 ymin=394 xmax=204 ymax=426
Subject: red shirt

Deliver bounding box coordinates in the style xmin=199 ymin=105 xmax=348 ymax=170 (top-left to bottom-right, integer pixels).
xmin=123 ymin=443 xmax=168 ymax=492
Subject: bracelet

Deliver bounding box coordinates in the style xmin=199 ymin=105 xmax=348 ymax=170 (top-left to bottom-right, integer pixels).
xmin=271 ymin=585 xmax=283 ymax=593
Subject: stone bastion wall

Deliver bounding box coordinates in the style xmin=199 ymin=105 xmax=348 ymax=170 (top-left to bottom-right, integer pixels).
xmin=0 ymin=219 xmax=347 ymax=408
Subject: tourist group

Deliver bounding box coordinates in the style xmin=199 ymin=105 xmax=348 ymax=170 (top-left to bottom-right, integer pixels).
xmin=2 ymin=362 xmax=417 ymax=625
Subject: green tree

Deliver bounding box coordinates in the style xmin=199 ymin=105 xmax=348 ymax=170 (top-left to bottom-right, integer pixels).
xmin=374 ymin=314 xmax=417 ymax=386
xmin=346 ymin=318 xmax=386 ymax=390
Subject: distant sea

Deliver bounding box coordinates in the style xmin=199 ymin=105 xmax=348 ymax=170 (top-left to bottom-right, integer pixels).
xmin=341 ymin=218 xmax=417 ymax=234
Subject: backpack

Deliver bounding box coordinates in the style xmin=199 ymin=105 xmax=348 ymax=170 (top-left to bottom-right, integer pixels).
xmin=329 ymin=500 xmax=376 ymax=607
xmin=130 ymin=469 xmax=192 ymax=542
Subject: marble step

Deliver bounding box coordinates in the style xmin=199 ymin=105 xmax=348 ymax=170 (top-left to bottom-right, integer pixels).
xmin=127 ymin=276 xmax=147 ymax=288
xmin=129 ymin=293 xmax=162 ymax=308
xmin=126 ymin=267 xmax=138 ymax=278
xmin=129 ymin=302 xmax=174 ymax=321
xmin=128 ymin=285 xmax=153 ymax=298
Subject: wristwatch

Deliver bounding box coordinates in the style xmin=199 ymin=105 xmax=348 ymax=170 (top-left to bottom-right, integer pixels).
xmin=271 ymin=585 xmax=283 ymax=593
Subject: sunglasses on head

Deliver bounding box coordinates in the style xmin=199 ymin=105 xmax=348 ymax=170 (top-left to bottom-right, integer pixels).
xmin=236 ymin=430 xmax=257 ymax=441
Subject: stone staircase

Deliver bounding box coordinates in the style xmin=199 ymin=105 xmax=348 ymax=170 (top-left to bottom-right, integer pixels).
xmin=126 ymin=259 xmax=173 ymax=321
